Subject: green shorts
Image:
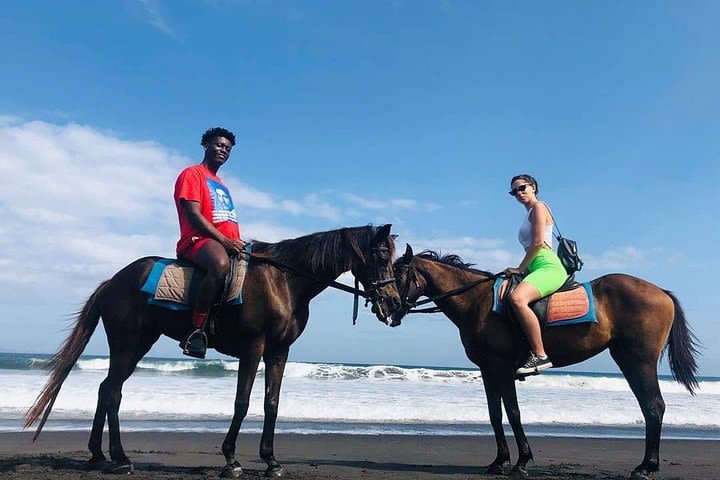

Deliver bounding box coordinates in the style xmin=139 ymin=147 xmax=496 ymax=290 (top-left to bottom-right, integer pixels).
xmin=522 ymin=248 xmax=568 ymax=297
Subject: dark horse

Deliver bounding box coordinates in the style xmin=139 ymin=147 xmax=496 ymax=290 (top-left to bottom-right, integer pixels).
xmin=25 ymin=225 xmax=401 ymax=477
xmin=388 ymin=245 xmax=699 ymax=480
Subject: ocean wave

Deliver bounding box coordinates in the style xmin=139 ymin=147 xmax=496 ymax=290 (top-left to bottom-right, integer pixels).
xmin=282 ymin=363 xmax=484 ymax=383
xmin=518 ymin=374 xmax=720 ymax=395
xmin=3 ymin=354 xmax=720 ymax=394
xmin=70 ymin=357 xmax=486 ymax=383
xmin=4 ymin=373 xmax=718 ymax=429
xmin=0 ymin=354 xmax=49 ymax=370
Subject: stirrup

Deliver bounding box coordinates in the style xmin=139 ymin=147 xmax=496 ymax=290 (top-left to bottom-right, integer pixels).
xmin=182 ymin=329 xmax=207 ymax=358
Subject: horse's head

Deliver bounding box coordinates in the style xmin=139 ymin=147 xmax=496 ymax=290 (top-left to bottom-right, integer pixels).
xmin=349 ymin=224 xmax=402 ymax=325
xmin=388 ymin=243 xmax=425 ymax=327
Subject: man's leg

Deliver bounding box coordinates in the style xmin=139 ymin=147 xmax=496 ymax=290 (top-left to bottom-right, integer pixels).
xmin=182 ymin=239 xmax=231 ymax=358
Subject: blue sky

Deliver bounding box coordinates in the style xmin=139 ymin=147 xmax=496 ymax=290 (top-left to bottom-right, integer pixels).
xmin=0 ymin=1 xmax=718 ymax=375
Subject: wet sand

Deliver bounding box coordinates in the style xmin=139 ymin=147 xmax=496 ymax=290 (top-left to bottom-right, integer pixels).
xmin=1 ymin=431 xmax=718 ymax=479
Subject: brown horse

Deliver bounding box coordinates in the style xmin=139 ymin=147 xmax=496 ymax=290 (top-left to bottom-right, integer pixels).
xmin=388 ymin=244 xmax=699 ymax=480
xmin=25 ymin=225 xmax=401 ymax=477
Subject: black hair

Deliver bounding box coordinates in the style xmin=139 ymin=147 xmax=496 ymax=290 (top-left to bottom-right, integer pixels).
xmin=510 ymin=174 xmax=538 ymax=194
xmin=200 ymin=127 xmax=236 ymax=147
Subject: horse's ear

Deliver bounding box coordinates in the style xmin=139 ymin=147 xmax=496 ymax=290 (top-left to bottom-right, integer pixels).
xmin=375 ymin=224 xmax=392 ymax=240
xmin=403 ymin=243 xmax=413 ymax=261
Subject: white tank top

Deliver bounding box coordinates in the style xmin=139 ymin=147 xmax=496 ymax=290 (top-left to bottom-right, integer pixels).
xmin=518 ymin=204 xmax=554 ymax=250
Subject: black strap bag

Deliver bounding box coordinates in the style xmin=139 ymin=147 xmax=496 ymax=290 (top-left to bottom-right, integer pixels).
xmin=545 ymin=204 xmax=583 ymax=275
xmin=556 ymin=235 xmax=583 ymax=274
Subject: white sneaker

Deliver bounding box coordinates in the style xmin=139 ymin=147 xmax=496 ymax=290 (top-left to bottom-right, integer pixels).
xmin=516 ymin=353 xmax=553 ymax=375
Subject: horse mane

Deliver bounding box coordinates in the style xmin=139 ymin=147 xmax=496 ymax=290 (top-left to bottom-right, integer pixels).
xmin=253 ymin=225 xmax=392 ymax=277
xmin=416 ymin=250 xmax=494 ymax=277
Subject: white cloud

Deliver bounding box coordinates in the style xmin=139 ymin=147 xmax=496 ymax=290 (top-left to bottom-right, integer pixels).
xmin=390 ymin=198 xmax=416 ymax=209
xmin=398 ymin=236 xmax=665 ymax=275
xmin=583 ymin=246 xmax=661 ymax=271
xmin=279 ymin=199 xmax=303 ymax=215
xmin=243 ymin=222 xmax=304 ymax=243
xmin=342 ymin=193 xmax=385 ymax=210
xmin=222 ymin=181 xmax=340 ymax=220
xmin=1 ymin=120 xmax=182 ymax=224
xmin=421 ymin=236 xmax=505 ymax=250
xmin=406 ymin=235 xmax=517 ymax=273
xmin=0 ymin=121 xmax=185 ymax=295
xmin=403 ymin=239 xmax=664 ymax=274
xmin=340 ymin=193 xmax=440 ymax=213
xmin=138 ymin=0 xmax=176 ymax=36
xmin=303 ymin=194 xmax=341 ymax=220
xmin=224 ymin=179 xmax=277 ymax=209
xmin=14 ymin=207 xmax=78 ymax=225
xmin=0 ymin=115 xmax=19 ymax=126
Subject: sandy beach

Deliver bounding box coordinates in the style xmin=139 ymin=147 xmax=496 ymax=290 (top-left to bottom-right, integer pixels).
xmin=1 ymin=431 xmax=718 ymax=479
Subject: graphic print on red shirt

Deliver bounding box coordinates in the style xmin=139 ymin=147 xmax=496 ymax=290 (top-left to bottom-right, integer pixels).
xmin=174 ymin=164 xmax=240 ymax=256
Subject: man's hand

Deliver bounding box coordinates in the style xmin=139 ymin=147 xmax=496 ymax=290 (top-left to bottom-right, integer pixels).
xmin=503 ymin=267 xmax=523 ymax=276
xmin=222 ymin=238 xmax=247 ymax=256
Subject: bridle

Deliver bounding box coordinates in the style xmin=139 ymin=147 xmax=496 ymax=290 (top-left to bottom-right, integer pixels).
xmin=395 ymin=258 xmax=498 ymax=315
xmin=346 ymin=236 xmax=396 ymax=324
xmin=396 ymin=259 xmax=422 ymax=312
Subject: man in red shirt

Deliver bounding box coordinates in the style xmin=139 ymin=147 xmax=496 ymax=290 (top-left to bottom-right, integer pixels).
xmin=174 ymin=127 xmax=245 ymax=358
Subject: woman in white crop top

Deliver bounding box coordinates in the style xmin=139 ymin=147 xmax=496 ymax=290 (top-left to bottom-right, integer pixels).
xmin=504 ymin=174 xmax=568 ymax=375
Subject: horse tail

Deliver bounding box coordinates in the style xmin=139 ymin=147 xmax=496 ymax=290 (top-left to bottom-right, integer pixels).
xmin=24 ymin=279 xmax=110 ymax=440
xmin=663 ymin=289 xmax=700 ymax=395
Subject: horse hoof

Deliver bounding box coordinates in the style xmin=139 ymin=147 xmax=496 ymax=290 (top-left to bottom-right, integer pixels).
xmin=630 ymin=470 xmax=653 ymax=480
xmin=108 ymin=462 xmax=134 ymax=475
xmin=484 ymin=462 xmax=506 ymax=475
xmin=220 ymin=462 xmax=243 ymax=478
xmin=264 ymin=465 xmax=284 ymax=477
xmin=85 ymin=455 xmax=107 ymax=471
xmin=509 ymin=466 xmax=529 ymax=478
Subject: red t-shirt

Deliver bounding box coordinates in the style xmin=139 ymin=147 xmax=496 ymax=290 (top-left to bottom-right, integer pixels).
xmin=174 ymin=164 xmax=241 ymax=255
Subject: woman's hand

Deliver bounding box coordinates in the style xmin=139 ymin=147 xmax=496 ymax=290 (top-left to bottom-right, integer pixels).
xmin=503 ymin=267 xmax=523 ymax=276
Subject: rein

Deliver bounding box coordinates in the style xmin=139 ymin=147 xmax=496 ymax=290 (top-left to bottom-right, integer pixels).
xmin=399 ymin=260 xmax=499 ymax=314
xmin=239 ymin=250 xmax=365 ymax=294
xmin=238 ymin=238 xmax=395 ymax=324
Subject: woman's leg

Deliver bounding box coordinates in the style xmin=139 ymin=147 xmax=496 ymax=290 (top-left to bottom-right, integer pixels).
xmin=508 ymin=282 xmax=545 ymax=356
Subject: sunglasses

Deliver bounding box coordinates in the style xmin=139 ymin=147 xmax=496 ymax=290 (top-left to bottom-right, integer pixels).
xmin=508 ymin=184 xmax=532 ymax=196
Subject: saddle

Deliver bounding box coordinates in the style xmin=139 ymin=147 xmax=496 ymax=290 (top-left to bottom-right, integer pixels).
xmin=492 ymin=274 xmax=597 ymax=327
xmin=140 ymin=251 xmax=250 ymax=311
xmin=491 ymin=274 xmax=597 ymax=380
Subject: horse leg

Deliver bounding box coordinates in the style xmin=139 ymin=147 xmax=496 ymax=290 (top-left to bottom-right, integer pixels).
xmin=610 ymin=347 xmax=665 ymax=480
xmin=86 ymin=328 xmax=157 ymax=471
xmin=220 ymin=343 xmax=263 ymax=479
xmin=480 ymin=366 xmax=511 ymax=475
xmin=259 ymin=347 xmax=289 ymax=477
xmin=500 ymin=375 xmax=533 ymax=477
xmin=86 ymin=379 xmax=110 ymax=469
xmin=104 ymin=333 xmax=160 ymax=473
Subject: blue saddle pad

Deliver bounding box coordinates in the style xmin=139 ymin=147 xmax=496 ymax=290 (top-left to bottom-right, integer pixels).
xmin=140 ymin=244 xmax=251 ymax=311
xmin=491 ymin=277 xmax=597 ymax=327
xmin=140 ymin=258 xmax=196 ymax=310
